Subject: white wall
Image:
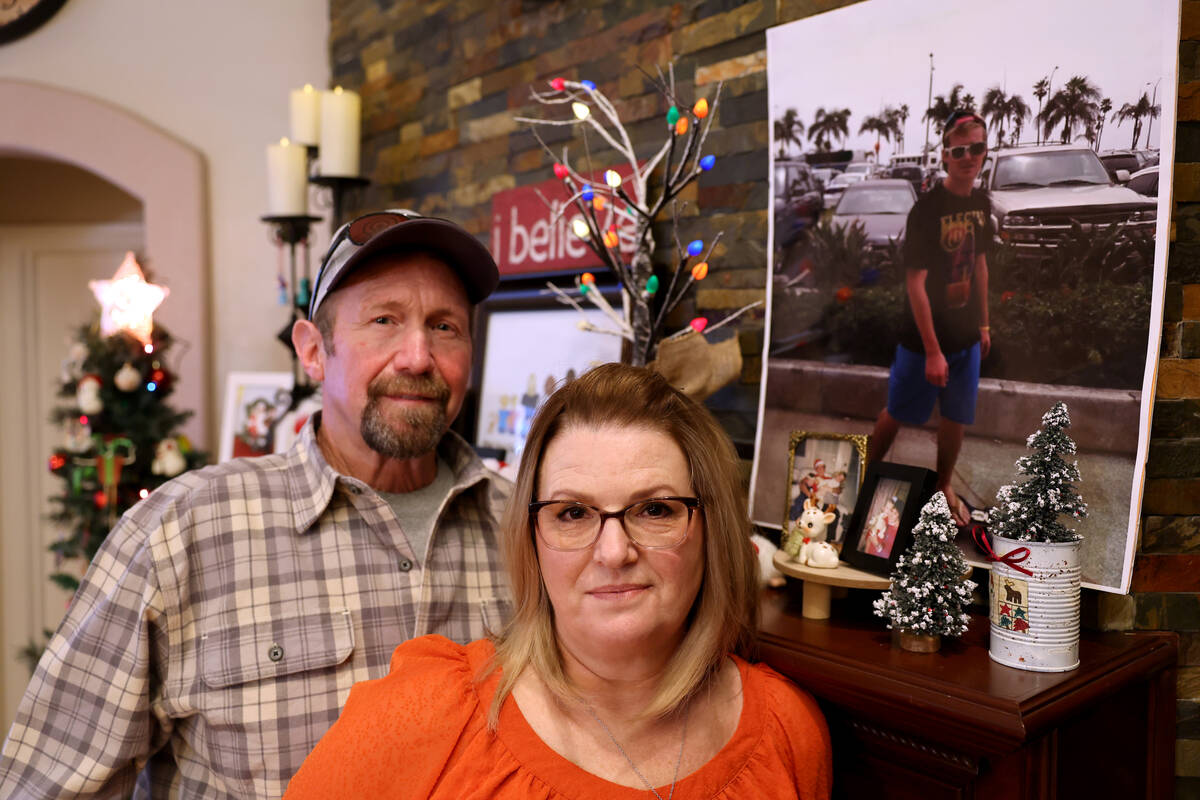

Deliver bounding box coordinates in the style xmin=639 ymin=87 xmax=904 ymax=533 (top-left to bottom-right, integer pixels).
xmin=0 ymin=0 xmax=331 ymax=448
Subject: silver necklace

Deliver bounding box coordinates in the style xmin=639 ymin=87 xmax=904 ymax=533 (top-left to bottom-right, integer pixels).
xmin=581 ymin=702 xmax=691 ymax=800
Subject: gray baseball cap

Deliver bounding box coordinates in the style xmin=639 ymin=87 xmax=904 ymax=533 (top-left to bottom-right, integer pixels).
xmin=307 ymin=209 xmax=500 ymax=318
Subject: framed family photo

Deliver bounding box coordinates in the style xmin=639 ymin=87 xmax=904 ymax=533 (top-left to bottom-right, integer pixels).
xmin=782 ymin=431 xmax=868 ymax=548
xmin=471 ymin=282 xmax=624 ymax=460
xmin=218 ymin=372 xmax=294 ymax=463
xmin=842 ymin=462 xmax=936 ymax=576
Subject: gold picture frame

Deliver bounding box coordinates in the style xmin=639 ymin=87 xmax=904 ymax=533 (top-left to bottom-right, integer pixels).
xmin=783 ymin=431 xmax=870 ymax=549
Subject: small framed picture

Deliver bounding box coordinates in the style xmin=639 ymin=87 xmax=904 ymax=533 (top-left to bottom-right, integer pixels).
xmin=842 ymin=462 xmax=937 ymax=576
xmin=782 ymin=431 xmax=869 ymax=549
xmin=470 ymin=281 xmax=625 ymax=460
xmin=218 ymin=372 xmax=294 ymax=463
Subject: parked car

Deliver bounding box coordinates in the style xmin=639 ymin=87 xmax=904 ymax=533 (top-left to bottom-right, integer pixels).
xmin=1127 ymin=165 xmax=1159 ymax=198
xmin=774 ymin=160 xmax=824 ymax=240
xmin=1098 ymin=150 xmax=1142 ymax=183
xmin=844 ymin=162 xmax=873 ymax=179
xmin=886 ymin=165 xmax=923 ymax=194
xmin=812 ymin=167 xmax=836 ymax=189
xmin=822 ymin=172 xmax=866 ymax=209
xmin=831 ymin=179 xmax=917 ymax=249
xmin=980 ymin=143 xmax=1156 ymax=257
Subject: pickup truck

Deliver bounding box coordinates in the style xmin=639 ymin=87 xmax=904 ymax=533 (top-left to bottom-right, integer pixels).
xmin=979 ymin=143 xmax=1156 ymax=257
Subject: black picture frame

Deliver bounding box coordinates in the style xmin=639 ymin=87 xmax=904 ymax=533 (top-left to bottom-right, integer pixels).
xmin=841 ymin=461 xmax=937 ymax=576
xmin=452 ymin=274 xmax=625 ymax=455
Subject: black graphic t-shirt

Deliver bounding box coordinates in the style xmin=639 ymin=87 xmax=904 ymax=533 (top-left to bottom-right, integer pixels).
xmin=898 ymin=182 xmax=994 ymax=355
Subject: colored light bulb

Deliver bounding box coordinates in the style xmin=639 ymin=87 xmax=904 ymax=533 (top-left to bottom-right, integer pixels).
xmin=571 ymin=217 xmax=590 ymax=238
xmin=666 ymin=106 xmax=680 ymax=126
xmin=593 ymin=195 xmax=605 ymax=210
xmin=675 ymin=117 xmax=689 ymax=135
xmin=581 ymin=185 xmax=594 ymax=201
xmin=572 ymin=102 xmax=590 ymax=120
xmin=581 ymin=80 xmax=596 ymax=91
xmin=604 ymin=170 xmax=621 ymax=188
xmin=645 ymin=275 xmax=659 ymax=294
xmin=700 ymin=154 xmax=716 ymax=171
xmin=147 ymin=382 xmax=157 ymax=392
xmin=687 ymin=239 xmax=704 ymax=256
xmin=554 ymin=163 xmax=569 ymax=179
xmin=603 ymin=231 xmax=618 ymax=248
xmin=693 ymin=98 xmax=709 ymax=119
xmin=691 ymin=261 xmax=709 ymax=280
xmin=581 ymin=272 xmax=596 ymax=285
xmin=689 ymin=317 xmax=708 ymax=333
xmin=551 ymin=77 xmax=565 ymax=91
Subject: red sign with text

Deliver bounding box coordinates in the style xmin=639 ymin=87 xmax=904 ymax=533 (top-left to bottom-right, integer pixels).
xmin=491 ymin=164 xmax=639 ymax=276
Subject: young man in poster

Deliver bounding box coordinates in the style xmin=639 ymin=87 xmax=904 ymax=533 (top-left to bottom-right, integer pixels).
xmin=869 ymin=110 xmax=993 ymax=526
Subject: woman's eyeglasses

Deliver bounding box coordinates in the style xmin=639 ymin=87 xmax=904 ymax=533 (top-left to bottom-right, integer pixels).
xmin=529 ymin=496 xmax=701 ymax=551
xmin=946 ymin=142 xmax=986 ymax=160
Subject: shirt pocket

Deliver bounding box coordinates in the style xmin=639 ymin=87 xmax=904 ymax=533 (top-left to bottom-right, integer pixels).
xmin=478 ymin=595 xmax=512 ymax=637
xmin=200 ymin=609 xmax=355 ymax=689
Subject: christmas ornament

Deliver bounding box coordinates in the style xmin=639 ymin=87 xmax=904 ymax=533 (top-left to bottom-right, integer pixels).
xmin=59 ymin=341 xmax=88 ymax=384
xmin=114 ymin=362 xmax=141 ymax=392
xmin=48 ymin=453 xmax=67 ymax=471
xmin=76 ymin=375 xmax=103 ymax=415
xmin=63 ymin=417 xmax=93 ymax=453
xmin=151 ymin=438 xmax=187 ymax=478
xmin=88 ymin=252 xmax=169 ymax=345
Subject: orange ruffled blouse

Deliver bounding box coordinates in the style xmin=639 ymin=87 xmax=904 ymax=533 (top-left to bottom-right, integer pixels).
xmin=284 ymin=635 xmax=831 ymax=799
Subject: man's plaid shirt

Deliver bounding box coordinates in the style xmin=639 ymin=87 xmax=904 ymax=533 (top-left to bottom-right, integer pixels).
xmin=0 ymin=417 xmax=512 ymax=799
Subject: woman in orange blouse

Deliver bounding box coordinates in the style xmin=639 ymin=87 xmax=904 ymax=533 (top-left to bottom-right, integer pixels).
xmin=285 ymin=364 xmax=831 ymax=799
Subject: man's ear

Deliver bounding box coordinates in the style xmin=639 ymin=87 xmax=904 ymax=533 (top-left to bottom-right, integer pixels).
xmin=292 ymin=319 xmax=326 ymax=383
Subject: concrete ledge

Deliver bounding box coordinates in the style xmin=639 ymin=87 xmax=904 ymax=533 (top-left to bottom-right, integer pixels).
xmin=766 ymin=358 xmax=1142 ymax=454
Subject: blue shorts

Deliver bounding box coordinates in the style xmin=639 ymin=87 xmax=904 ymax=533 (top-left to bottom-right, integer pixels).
xmin=886 ymin=343 xmax=980 ymax=425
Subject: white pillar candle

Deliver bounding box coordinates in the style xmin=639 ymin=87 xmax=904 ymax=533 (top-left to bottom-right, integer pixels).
xmin=289 ymin=83 xmax=321 ymax=146
xmin=266 ymin=137 xmax=308 ymax=215
xmin=319 ymin=86 xmax=361 ymax=177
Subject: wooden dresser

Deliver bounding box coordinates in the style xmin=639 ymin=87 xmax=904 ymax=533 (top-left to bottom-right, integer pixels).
xmin=757 ymin=586 xmax=1178 ymax=799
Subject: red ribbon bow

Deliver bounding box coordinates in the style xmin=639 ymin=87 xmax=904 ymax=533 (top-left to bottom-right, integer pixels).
xmin=974 ymin=531 xmax=1034 ymax=577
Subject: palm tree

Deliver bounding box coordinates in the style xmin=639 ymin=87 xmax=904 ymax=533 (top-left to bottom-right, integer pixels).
xmin=924 ymin=84 xmax=967 ymax=136
xmin=1115 ymin=93 xmax=1154 ymax=149
xmin=1042 ymin=75 xmax=1101 ymax=144
xmin=896 ymin=103 xmax=910 ymax=152
xmin=962 ymin=93 xmax=977 ymax=113
xmin=981 ymin=87 xmax=1010 ymax=147
xmin=1007 ymin=95 xmax=1030 ymax=146
xmin=774 ymin=108 xmax=804 ymax=158
xmin=1143 ymin=95 xmax=1162 ymax=149
xmin=1032 ymin=78 xmax=1049 ymax=145
xmin=860 ymin=107 xmax=900 ymax=158
xmin=809 ymin=107 xmax=851 ymax=152
xmin=1094 ymin=97 xmax=1112 ymax=151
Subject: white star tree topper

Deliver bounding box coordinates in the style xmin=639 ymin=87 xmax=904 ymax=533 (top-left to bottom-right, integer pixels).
xmin=89 ymin=252 xmax=169 ymax=345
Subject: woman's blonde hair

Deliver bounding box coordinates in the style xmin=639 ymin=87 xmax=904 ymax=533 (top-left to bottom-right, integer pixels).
xmin=487 ymin=363 xmax=759 ymax=727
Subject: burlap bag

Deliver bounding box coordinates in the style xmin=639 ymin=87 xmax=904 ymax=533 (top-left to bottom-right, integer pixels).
xmin=649 ymin=329 xmax=742 ymax=401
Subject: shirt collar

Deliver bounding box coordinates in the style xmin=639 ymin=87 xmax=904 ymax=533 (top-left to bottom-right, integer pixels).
xmin=285 ymin=411 xmax=496 ymax=534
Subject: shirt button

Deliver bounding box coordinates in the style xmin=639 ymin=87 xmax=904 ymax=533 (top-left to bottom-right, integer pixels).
xmin=399 ymin=559 xmax=413 ymax=572
xmin=268 ymin=643 xmax=284 ymax=662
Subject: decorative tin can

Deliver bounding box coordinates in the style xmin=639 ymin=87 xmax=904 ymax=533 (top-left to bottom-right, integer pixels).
xmin=988 ymin=533 xmax=1081 ymax=672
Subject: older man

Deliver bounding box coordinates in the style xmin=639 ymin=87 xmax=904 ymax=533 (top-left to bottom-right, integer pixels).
xmin=0 ymin=211 xmax=511 ymax=798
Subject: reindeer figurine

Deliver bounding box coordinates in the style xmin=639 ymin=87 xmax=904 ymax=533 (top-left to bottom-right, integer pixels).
xmin=784 ymin=497 xmax=837 ymax=566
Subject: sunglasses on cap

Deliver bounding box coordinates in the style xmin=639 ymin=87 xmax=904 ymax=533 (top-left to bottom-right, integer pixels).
xmin=308 ymin=210 xmax=421 ymax=314
xmin=946 ymin=141 xmax=987 ymax=160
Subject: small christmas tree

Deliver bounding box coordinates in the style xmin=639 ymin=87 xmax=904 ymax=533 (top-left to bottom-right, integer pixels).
xmin=873 ymin=492 xmax=976 ymax=638
xmin=990 ymin=402 xmax=1086 ymax=543
xmin=22 ymin=254 xmax=207 ymax=670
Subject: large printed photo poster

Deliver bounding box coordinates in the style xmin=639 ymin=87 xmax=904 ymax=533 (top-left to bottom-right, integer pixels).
xmin=751 ymin=0 xmax=1180 ymax=592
